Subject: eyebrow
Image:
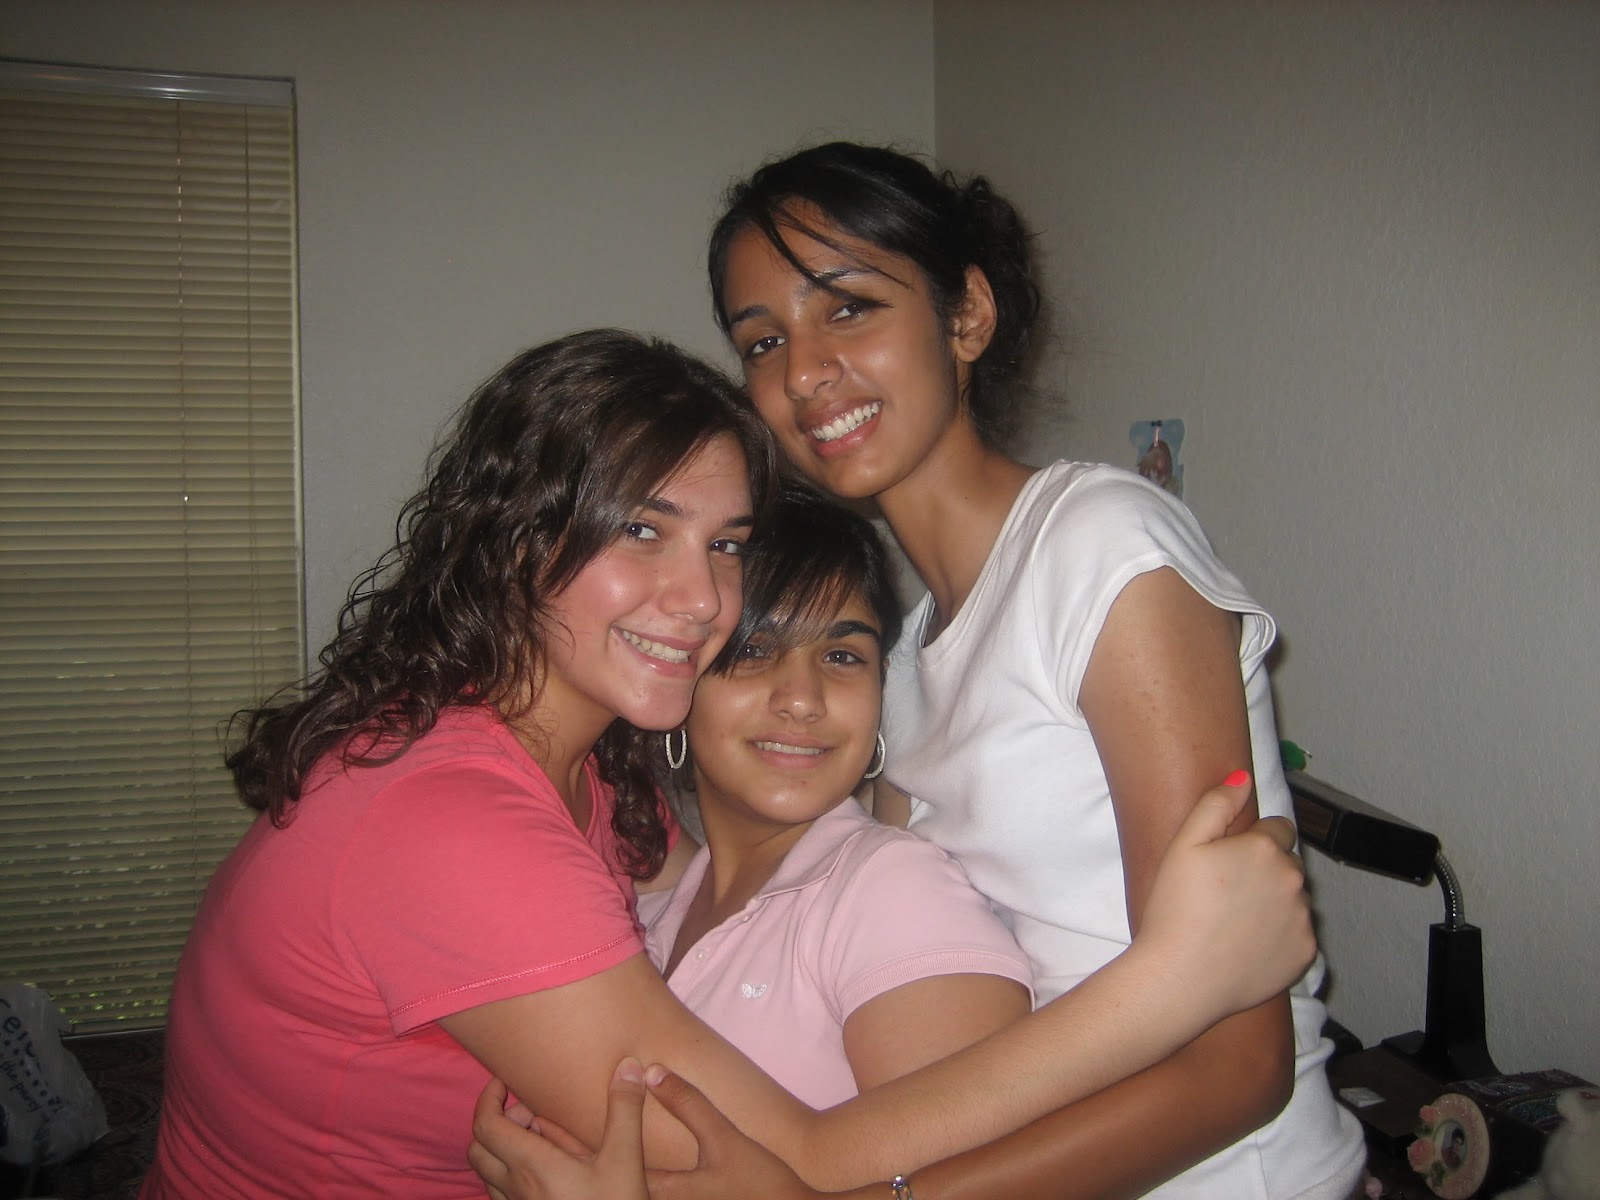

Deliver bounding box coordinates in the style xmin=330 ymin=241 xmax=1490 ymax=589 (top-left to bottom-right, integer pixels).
xmin=640 ymin=496 xmax=755 ymax=529
xmin=725 ymin=265 xmax=881 ymax=329
xmin=828 ymin=618 xmax=882 ymax=645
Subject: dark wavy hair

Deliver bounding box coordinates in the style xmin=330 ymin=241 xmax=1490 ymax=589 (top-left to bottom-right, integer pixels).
xmin=226 ymin=329 xmax=779 ymax=878
xmin=708 ymin=141 xmax=1042 ymax=449
xmin=705 ymin=481 xmax=903 ymax=681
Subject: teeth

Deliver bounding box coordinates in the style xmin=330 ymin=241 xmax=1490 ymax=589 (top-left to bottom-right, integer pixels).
xmin=754 ymin=740 xmax=825 ymax=756
xmin=810 ymin=401 xmax=881 ymax=443
xmin=619 ymin=630 xmax=690 ymax=664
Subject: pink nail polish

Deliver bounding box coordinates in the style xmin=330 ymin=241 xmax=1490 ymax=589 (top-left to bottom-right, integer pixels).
xmin=1223 ymin=769 xmax=1251 ymax=788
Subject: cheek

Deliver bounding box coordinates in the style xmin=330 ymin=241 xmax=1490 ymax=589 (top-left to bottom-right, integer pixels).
xmin=847 ymin=689 xmax=884 ymax=737
xmin=687 ymin=681 xmax=756 ymax=744
xmin=744 ymin=371 xmax=804 ymax=434
xmin=559 ymin=553 xmax=639 ymax=615
xmin=713 ymin=570 xmax=746 ymax=630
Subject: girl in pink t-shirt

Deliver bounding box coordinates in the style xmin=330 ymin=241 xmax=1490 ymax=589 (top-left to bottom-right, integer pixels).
xmin=147 ymin=328 xmax=1312 ymax=1200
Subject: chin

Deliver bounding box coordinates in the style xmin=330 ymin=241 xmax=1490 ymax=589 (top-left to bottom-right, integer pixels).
xmin=620 ymin=693 xmax=696 ymax=732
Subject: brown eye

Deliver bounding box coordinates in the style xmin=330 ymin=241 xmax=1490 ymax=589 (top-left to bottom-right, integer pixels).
xmin=743 ymin=335 xmax=783 ymax=361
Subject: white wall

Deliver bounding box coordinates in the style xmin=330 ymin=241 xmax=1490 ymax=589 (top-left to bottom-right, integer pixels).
xmin=935 ymin=1 xmax=1600 ymax=1082
xmin=5 ymin=0 xmax=935 ymax=651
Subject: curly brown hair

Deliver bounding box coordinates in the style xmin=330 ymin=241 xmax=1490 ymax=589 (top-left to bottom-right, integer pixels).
xmin=226 ymin=329 xmax=779 ymax=878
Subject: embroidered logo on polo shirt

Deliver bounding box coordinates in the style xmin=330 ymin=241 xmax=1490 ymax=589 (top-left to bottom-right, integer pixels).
xmin=740 ymin=982 xmax=768 ymax=999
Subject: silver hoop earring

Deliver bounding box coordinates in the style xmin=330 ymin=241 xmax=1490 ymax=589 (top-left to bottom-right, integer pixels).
xmin=863 ymin=732 xmax=886 ymax=781
xmin=665 ymin=728 xmax=687 ymax=771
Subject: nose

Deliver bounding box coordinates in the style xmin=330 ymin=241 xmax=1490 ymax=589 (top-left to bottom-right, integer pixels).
xmin=768 ymin=653 xmax=825 ymax=722
xmin=660 ymin=548 xmax=722 ymax=624
xmin=783 ymin=329 xmax=841 ymax=401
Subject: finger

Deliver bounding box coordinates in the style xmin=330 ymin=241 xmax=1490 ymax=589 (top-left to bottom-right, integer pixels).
xmin=596 ymin=1057 xmax=649 ymax=1171
xmin=646 ymin=1167 xmax=690 ymax=1200
xmin=1173 ymin=772 xmax=1252 ymax=847
xmin=467 ymin=1138 xmax=508 ymax=1191
xmin=473 ymin=1101 xmax=568 ymax=1170
xmin=529 ymin=1115 xmax=596 ymax=1158
xmin=643 ymin=1065 xmax=740 ymax=1158
xmin=1252 ymin=814 xmax=1302 ymax=858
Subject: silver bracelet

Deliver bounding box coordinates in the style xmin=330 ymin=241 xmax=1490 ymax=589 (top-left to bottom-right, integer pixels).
xmin=890 ymin=1176 xmax=915 ymax=1200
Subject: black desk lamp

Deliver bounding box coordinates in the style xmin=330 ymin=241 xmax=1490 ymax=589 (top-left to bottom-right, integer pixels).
xmin=1288 ymin=770 xmax=1499 ymax=1081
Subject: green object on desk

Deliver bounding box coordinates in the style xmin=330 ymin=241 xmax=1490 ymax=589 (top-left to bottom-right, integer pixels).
xmin=1280 ymin=739 xmax=1308 ymax=772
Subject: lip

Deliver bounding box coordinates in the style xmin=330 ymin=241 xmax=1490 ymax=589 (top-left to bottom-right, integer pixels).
xmin=615 ymin=627 xmax=704 ymax=677
xmin=749 ymin=736 xmax=833 ymax=766
xmin=801 ymin=401 xmax=881 ymax=459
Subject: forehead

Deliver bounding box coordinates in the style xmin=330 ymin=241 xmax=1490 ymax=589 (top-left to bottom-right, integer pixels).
xmin=763 ymin=586 xmax=880 ymax=649
xmin=653 ymin=434 xmax=750 ymax=505
xmin=724 ymin=206 xmax=918 ymax=299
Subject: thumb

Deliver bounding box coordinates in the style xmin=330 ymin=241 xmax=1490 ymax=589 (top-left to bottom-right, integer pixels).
xmin=643 ymin=1065 xmax=738 ymax=1160
xmin=1252 ymin=814 xmax=1300 ymax=855
xmin=472 ymin=1076 xmax=511 ymax=1140
xmin=1171 ymin=770 xmax=1253 ymax=849
xmin=596 ymin=1057 xmax=649 ymax=1172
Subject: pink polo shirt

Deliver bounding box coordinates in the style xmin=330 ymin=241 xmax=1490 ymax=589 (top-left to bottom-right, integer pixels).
xmin=643 ymin=799 xmax=1033 ymax=1108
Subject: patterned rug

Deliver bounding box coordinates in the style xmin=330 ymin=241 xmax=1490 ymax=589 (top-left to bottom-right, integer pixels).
xmin=1 ymin=1029 xmax=164 ymax=1200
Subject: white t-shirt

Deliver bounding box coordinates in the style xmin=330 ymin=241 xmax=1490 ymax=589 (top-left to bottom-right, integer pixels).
xmin=882 ymin=461 xmax=1365 ymax=1200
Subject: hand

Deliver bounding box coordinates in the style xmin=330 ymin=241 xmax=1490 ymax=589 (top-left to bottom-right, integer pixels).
xmin=1135 ymin=773 xmax=1314 ymax=1019
xmin=469 ymin=1061 xmax=647 ymax=1200
xmin=643 ymin=1065 xmax=823 ymax=1200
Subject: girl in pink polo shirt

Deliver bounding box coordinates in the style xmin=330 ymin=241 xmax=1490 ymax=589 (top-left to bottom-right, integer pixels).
xmin=640 ymin=483 xmax=1034 ymax=1109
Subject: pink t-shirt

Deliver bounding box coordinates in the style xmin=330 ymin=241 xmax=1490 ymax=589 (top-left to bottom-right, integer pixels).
xmin=142 ymin=707 xmax=645 ymax=1199
xmin=642 ymin=798 xmax=1033 ymax=1109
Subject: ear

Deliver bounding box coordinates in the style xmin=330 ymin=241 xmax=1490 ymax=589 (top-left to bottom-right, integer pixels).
xmin=949 ymin=264 xmax=999 ymax=365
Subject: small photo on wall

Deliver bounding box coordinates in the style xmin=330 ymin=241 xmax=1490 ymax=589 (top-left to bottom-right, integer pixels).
xmin=1129 ymin=418 xmax=1184 ymax=499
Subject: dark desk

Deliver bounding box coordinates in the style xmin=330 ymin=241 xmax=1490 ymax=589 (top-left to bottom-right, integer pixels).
xmin=1329 ymin=1047 xmax=1444 ymax=1200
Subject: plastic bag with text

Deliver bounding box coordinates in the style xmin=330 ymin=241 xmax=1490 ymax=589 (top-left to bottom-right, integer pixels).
xmin=0 ymin=982 xmax=109 ymax=1166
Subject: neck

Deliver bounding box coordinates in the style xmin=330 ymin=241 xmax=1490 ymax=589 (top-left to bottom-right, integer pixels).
xmin=875 ymin=424 xmax=1036 ymax=634
xmin=501 ymin=699 xmax=610 ymax=825
xmin=663 ymin=787 xmax=845 ymax=977
xmin=692 ymin=789 xmax=825 ymax=917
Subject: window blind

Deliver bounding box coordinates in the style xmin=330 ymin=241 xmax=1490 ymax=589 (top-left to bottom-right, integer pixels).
xmin=0 ymin=64 xmax=301 ymax=1030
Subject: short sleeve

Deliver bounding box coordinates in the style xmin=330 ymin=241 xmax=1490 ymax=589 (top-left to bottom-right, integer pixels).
xmin=813 ymin=830 xmax=1034 ymax=1021
xmin=1030 ymin=468 xmax=1273 ymax=713
xmin=335 ymin=761 xmax=643 ymax=1033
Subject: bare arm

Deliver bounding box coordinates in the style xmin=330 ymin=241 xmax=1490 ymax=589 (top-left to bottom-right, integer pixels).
xmin=842 ymin=974 xmax=1029 ymax=1094
xmin=1046 ymin=565 xmax=1293 ymax=1192
xmin=442 ymin=953 xmax=816 ymax=1171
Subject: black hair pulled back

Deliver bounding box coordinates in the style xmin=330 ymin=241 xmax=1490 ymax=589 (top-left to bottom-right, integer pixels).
xmin=708 ymin=141 xmax=1042 ymax=449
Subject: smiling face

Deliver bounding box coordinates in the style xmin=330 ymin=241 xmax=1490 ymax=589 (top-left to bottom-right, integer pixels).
xmin=719 ymin=211 xmax=985 ymax=502
xmin=539 ymin=435 xmax=753 ymax=745
xmin=685 ymin=589 xmax=884 ymax=837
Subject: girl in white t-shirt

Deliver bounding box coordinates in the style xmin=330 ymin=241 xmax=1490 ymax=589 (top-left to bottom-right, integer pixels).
xmin=684 ymin=141 xmax=1367 ymax=1200
xmin=469 ymin=157 xmax=1360 ymax=1200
